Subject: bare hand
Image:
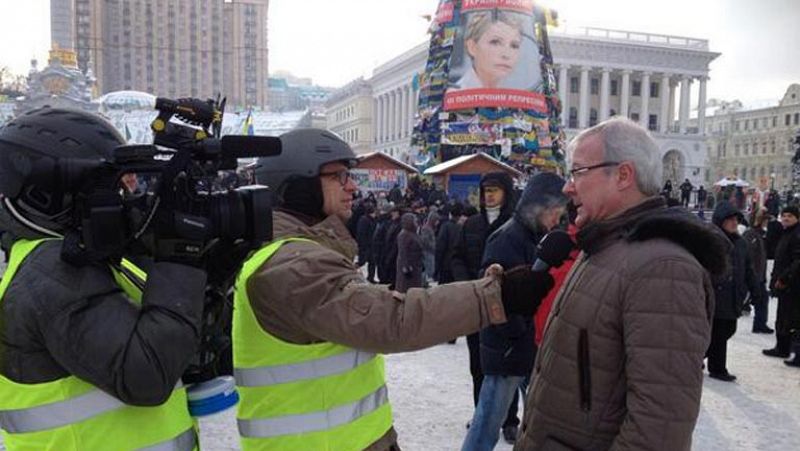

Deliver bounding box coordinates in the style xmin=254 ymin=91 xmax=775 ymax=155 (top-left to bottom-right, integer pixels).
xmin=484 ymin=263 xmax=504 ymax=279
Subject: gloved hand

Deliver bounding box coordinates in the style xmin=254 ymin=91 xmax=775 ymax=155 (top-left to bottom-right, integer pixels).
xmin=501 ymin=265 xmax=554 ymax=317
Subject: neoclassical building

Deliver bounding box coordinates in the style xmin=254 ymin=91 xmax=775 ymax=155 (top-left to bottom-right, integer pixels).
xmin=327 ymin=26 xmax=720 ymax=186
xmin=702 ymin=84 xmax=800 ymax=192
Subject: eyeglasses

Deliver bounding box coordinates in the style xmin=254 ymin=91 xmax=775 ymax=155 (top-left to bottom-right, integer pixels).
xmin=568 ymin=161 xmax=620 ymax=182
xmin=320 ymin=169 xmax=353 ymax=186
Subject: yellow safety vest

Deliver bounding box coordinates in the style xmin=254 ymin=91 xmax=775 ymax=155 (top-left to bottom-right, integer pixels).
xmin=233 ymin=238 xmax=393 ymax=451
xmin=0 ymin=239 xmax=197 ymax=451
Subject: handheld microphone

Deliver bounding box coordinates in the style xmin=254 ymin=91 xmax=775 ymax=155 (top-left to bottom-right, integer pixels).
xmin=532 ymin=230 xmax=574 ymax=272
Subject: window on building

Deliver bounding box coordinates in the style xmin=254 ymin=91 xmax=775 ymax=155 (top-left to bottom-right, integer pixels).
xmin=744 ymin=120 xmax=749 ymax=130
xmin=590 ymin=109 xmax=598 ymax=126
xmin=569 ymin=107 xmax=578 ymax=128
xmin=760 ymin=167 xmax=766 ymax=177
xmin=733 ymin=168 xmax=738 ymax=177
xmin=773 ymin=116 xmax=778 ymax=127
xmin=609 ymin=109 xmax=617 ymax=117
xmin=716 ymin=144 xmax=721 ymax=158
xmin=787 ymin=114 xmax=792 ymax=126
xmin=795 ymin=113 xmax=799 ymax=125
xmin=590 ymin=78 xmax=599 ymax=95
xmin=650 ymin=82 xmax=659 ymax=98
xmin=763 ymin=142 xmax=768 ymax=154
xmin=771 ymin=140 xmax=776 ymax=153
xmin=632 ymin=81 xmax=641 ymax=97
xmin=631 ymin=113 xmax=640 ymax=122
xmin=736 ymin=121 xmax=741 ymax=131
xmin=649 ymin=114 xmax=658 ymax=131
xmin=750 ymin=167 xmax=756 ymax=180
xmin=610 ymin=80 xmax=618 ymax=96
xmin=570 ymin=77 xmax=579 ymax=94
xmin=754 ymin=119 xmax=758 ymax=130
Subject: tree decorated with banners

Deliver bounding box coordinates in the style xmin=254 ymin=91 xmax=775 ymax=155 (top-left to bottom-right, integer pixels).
xmin=410 ymin=0 xmax=564 ymax=175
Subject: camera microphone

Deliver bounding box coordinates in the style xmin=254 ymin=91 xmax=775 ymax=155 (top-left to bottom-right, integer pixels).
xmin=220 ymin=135 xmax=282 ymax=159
xmin=532 ymin=230 xmax=574 ymax=272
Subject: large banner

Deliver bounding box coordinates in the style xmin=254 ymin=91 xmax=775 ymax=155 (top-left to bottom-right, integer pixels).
xmin=351 ymin=168 xmax=408 ymax=192
xmin=444 ymin=0 xmax=546 ymax=112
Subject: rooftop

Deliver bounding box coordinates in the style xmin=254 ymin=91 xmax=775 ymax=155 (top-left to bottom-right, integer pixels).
xmin=550 ymin=26 xmax=710 ymax=51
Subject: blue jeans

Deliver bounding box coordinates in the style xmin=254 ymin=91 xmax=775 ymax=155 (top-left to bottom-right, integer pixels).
xmin=752 ymin=280 xmax=770 ymax=329
xmin=461 ymin=375 xmax=527 ymax=451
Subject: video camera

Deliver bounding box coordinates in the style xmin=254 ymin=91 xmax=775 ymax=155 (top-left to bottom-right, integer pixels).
xmin=30 ymin=96 xmax=282 ymax=383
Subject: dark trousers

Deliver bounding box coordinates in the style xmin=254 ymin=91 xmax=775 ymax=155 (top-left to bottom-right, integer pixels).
xmin=466 ymin=332 xmax=519 ymax=428
xmin=681 ymin=193 xmax=690 ymax=207
xmin=706 ymin=318 xmax=737 ymax=374
xmin=752 ymin=282 xmax=770 ymax=329
xmin=367 ymin=259 xmax=377 ymax=282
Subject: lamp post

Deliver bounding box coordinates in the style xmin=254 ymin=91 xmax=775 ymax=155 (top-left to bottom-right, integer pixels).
xmin=770 ymin=172 xmax=776 ymax=191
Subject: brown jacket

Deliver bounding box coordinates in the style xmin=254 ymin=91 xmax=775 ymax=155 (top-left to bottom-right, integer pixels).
xmin=246 ymin=211 xmax=507 ymax=450
xmin=516 ymin=198 xmax=729 ymax=451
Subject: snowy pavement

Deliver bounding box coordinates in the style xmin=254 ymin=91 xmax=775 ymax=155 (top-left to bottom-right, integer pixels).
xmin=195 ymin=305 xmax=800 ymax=451
xmin=1 ymin=252 xmax=798 ymax=450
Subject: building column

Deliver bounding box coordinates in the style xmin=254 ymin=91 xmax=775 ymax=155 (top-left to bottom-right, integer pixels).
xmin=578 ymin=66 xmax=590 ymax=129
xmin=391 ymin=91 xmax=398 ymax=140
xmin=383 ymin=93 xmax=390 ymax=142
xmin=679 ymin=76 xmax=692 ymax=134
xmin=599 ymin=67 xmax=611 ymax=121
xmin=697 ymin=76 xmax=708 ymax=135
xmin=399 ymin=88 xmax=407 ymax=139
xmin=558 ymin=65 xmax=569 ymax=127
xmin=395 ymin=89 xmax=403 ymax=140
xmin=659 ymin=74 xmax=671 ymax=134
xmin=668 ymin=80 xmax=677 ymax=130
xmin=373 ymin=98 xmax=379 ymax=143
xmin=639 ymin=72 xmax=651 ymax=129
xmin=620 ymin=70 xmax=631 ymax=118
xmin=406 ymin=85 xmax=413 ymax=135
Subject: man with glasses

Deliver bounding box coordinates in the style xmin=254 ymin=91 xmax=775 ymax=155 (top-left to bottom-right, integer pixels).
xmin=515 ymin=118 xmax=730 ymax=451
xmin=232 ymin=128 xmax=555 ymax=450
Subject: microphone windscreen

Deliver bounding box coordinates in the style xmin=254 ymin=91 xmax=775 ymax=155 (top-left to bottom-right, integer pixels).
xmin=221 ymin=135 xmax=282 ymax=159
xmin=536 ymin=230 xmax=575 ymax=268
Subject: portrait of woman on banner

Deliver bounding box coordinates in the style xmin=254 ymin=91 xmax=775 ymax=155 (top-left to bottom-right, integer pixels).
xmin=448 ymin=10 xmax=543 ymax=93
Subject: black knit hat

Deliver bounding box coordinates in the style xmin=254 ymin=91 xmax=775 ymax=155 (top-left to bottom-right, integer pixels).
xmin=781 ymin=205 xmax=800 ymax=219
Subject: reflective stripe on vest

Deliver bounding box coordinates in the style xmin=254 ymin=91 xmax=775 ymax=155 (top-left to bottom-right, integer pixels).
xmin=0 ymin=239 xmax=197 ymax=451
xmin=233 ymin=237 xmax=393 ymax=450
xmin=0 ymin=381 xmax=183 ymax=433
xmin=234 ymin=349 xmax=376 ymax=387
xmin=237 ymin=385 xmax=388 ymax=438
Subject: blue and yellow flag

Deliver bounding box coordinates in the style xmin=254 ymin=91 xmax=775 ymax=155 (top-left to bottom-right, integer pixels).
xmin=241 ymin=111 xmax=254 ymax=136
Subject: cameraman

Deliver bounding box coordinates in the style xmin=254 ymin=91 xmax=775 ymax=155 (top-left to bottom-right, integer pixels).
xmin=0 ymin=108 xmax=204 ymax=450
xmin=233 ymin=129 xmax=553 ymax=450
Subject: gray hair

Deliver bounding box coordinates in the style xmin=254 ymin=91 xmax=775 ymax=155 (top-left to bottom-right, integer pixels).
xmin=568 ymin=117 xmax=663 ymax=196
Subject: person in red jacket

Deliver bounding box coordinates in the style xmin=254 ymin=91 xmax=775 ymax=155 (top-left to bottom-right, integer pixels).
xmin=534 ymin=218 xmax=579 ymax=346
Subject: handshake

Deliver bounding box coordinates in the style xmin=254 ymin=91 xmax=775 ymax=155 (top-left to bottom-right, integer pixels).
xmin=491 ymin=230 xmax=574 ymax=317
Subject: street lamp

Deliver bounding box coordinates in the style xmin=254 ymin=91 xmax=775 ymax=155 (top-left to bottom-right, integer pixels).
xmin=770 ymin=172 xmax=776 ymax=191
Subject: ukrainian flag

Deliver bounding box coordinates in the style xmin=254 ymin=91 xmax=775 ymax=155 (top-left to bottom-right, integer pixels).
xmin=242 ymin=111 xmax=254 ymax=136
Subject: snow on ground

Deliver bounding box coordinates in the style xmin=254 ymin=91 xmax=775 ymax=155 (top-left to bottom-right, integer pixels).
xmin=1 ymin=254 xmax=799 ymax=450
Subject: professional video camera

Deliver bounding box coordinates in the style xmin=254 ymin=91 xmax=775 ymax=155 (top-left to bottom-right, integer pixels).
xmin=30 ymin=96 xmax=282 ymax=384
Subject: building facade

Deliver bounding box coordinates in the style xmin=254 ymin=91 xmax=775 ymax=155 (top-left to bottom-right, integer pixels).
xmin=703 ymin=84 xmax=800 ymax=192
xmin=325 ymin=78 xmax=374 ymax=155
xmin=328 ymin=26 xmax=720 ymax=187
xmin=54 ymin=0 xmax=269 ymax=108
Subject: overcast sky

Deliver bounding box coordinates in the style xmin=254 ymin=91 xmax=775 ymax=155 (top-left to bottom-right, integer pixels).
xmin=0 ymin=0 xmax=797 ymax=104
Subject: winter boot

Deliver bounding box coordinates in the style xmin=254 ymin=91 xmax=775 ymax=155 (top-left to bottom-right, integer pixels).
xmin=785 ymin=330 xmax=800 ymax=368
xmin=763 ymin=334 xmax=791 ymax=358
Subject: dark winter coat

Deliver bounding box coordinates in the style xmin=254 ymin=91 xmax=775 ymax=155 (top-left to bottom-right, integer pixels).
xmin=770 ymin=222 xmax=800 ymax=334
xmin=451 ymin=172 xmax=516 ymax=282
xmin=765 ymin=219 xmax=784 ymax=259
xmin=0 ymin=239 xmax=206 ymax=406
xmin=712 ymin=201 xmax=761 ymax=320
xmin=371 ymin=215 xmax=389 ymax=275
xmin=380 ymin=217 xmax=402 ymax=285
xmin=479 ymin=172 xmax=566 ymax=376
xmin=395 ymin=214 xmax=424 ymax=293
xmin=356 ymin=214 xmax=376 ymax=265
xmin=517 ymin=197 xmax=730 ymax=451
xmin=742 ymin=226 xmax=767 ymax=281
xmin=435 ymin=218 xmax=461 ymax=284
